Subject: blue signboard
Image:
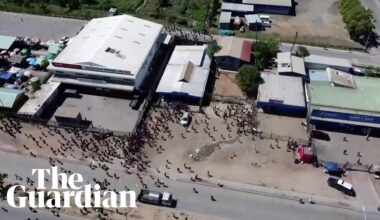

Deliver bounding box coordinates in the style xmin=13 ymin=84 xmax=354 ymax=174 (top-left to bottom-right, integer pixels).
xmin=311 ymin=110 xmax=380 ymax=124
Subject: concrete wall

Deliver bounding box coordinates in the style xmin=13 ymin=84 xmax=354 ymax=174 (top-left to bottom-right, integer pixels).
xmin=257 ymin=101 xmax=306 ymax=115
xmin=135 ymin=35 xmax=161 ymax=90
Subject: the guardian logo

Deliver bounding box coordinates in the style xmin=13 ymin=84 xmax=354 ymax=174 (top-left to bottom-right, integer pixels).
xmin=7 ymin=167 xmax=137 ymax=208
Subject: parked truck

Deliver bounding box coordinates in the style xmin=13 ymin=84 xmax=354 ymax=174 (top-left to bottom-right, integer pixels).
xmin=137 ymin=190 xmax=176 ymax=208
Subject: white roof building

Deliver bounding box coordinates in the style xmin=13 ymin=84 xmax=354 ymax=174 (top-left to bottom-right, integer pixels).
xmin=219 ymin=12 xmax=232 ymax=24
xmin=221 ymin=3 xmax=254 ymax=13
xmin=48 ymin=14 xmax=164 ymax=91
xmin=243 ymin=0 xmax=292 ymax=7
xmin=156 ymin=45 xmax=211 ymax=99
xmin=258 ymin=73 xmax=305 ymax=108
xmin=304 ymin=55 xmax=353 ymax=72
xmin=277 ymin=52 xmax=306 ymax=76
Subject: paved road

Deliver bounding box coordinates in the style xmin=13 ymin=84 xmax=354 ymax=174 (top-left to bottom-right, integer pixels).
xmin=0 ymin=202 xmax=87 ymax=220
xmin=0 ymin=152 xmax=379 ymax=220
xmin=280 ymin=43 xmax=380 ymax=66
xmin=0 ymin=11 xmax=86 ymax=41
xmin=1 ymin=10 xmax=379 ymax=67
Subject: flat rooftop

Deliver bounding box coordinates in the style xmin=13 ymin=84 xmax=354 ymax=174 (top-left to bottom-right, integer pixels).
xmin=277 ymin=52 xmax=306 ymax=76
xmin=258 ymin=73 xmax=305 ymax=107
xmin=305 ymin=55 xmax=352 ymax=69
xmin=308 ymin=76 xmax=380 ymax=112
xmin=17 ymin=82 xmax=60 ymax=116
xmin=243 ymin=0 xmax=292 ymax=7
xmin=55 ymin=93 xmax=140 ymax=132
xmin=52 ymin=14 xmax=163 ymax=77
xmin=221 ymin=3 xmax=254 ymax=12
xmin=156 ymin=45 xmax=211 ymax=98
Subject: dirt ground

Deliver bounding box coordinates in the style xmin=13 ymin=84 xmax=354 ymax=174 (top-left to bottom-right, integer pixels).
xmin=213 ymin=71 xmax=245 ymax=98
xmin=61 ymin=204 xmax=214 ymax=220
xmin=144 ymin=103 xmax=356 ymax=200
xmin=264 ymin=0 xmax=360 ymax=48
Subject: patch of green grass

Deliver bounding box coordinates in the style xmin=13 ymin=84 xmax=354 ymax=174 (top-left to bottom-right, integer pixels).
xmin=113 ymin=0 xmax=143 ymax=13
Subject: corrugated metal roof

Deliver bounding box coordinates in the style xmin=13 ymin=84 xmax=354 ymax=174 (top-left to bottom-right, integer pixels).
xmin=308 ymin=76 xmax=380 ymax=112
xmin=0 ymin=35 xmax=17 ymax=50
xmin=51 ymin=15 xmax=163 ymax=77
xmin=243 ymin=0 xmax=292 ymax=7
xmin=156 ymin=45 xmax=211 ymax=98
xmin=277 ymin=52 xmax=306 ymax=75
xmin=327 ymin=67 xmax=356 ymax=89
xmin=219 ymin=12 xmax=232 ymax=24
xmin=215 ymin=37 xmax=252 ymax=62
xmin=221 ymin=3 xmax=254 ymax=12
xmin=245 ymin=14 xmax=262 ymax=24
xmin=0 ymin=88 xmax=24 ymax=109
xmin=305 ymin=55 xmax=352 ymax=69
xmin=258 ymin=73 xmax=305 ymax=107
xmin=241 ymin=40 xmax=252 ymax=62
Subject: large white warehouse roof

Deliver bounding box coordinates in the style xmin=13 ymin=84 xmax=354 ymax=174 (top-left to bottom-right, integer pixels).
xmin=52 ymin=14 xmax=163 ymax=77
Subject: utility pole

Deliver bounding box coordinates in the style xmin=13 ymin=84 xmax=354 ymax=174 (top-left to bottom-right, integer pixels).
xmin=364 ymin=25 xmax=374 ymax=50
xmin=290 ymin=31 xmax=298 ymax=53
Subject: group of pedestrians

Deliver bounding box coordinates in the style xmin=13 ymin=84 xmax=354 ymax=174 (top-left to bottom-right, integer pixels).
xmin=0 ymin=101 xmax=255 ymax=217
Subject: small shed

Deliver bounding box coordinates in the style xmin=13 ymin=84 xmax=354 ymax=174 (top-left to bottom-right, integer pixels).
xmin=0 ymin=88 xmax=25 ymax=109
xmin=219 ymin=12 xmax=232 ymax=30
xmin=245 ymin=14 xmax=263 ymax=30
xmin=0 ymin=35 xmax=17 ymax=50
xmin=48 ymin=43 xmax=62 ymax=60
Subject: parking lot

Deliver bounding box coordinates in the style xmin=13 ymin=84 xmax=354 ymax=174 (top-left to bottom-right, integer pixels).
xmin=257 ymin=113 xmax=308 ymax=141
xmin=265 ymin=0 xmax=359 ymax=47
xmin=0 ymin=11 xmax=86 ymax=41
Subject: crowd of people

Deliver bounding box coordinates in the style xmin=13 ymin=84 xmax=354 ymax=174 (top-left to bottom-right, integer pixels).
xmin=0 ymin=101 xmax=256 ymax=218
xmin=164 ymin=25 xmax=213 ymax=43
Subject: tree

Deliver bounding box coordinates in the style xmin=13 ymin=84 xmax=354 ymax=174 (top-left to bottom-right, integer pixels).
xmin=236 ymin=65 xmax=262 ymax=95
xmin=253 ymin=37 xmax=280 ymax=69
xmin=206 ymin=40 xmax=221 ymax=58
xmin=55 ymin=0 xmax=68 ymax=8
xmin=158 ymin=0 xmax=170 ymax=7
xmin=363 ymin=68 xmax=375 ymax=77
xmin=68 ymin=0 xmax=80 ymax=10
xmin=339 ymin=0 xmax=374 ymax=42
xmin=294 ymin=46 xmax=310 ymax=57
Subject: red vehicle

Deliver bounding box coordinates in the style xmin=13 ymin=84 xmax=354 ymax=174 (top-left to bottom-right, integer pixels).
xmin=296 ymin=145 xmax=315 ymax=163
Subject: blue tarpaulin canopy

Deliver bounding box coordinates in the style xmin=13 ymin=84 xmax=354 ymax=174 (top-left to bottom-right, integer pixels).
xmin=323 ymin=161 xmax=340 ymax=172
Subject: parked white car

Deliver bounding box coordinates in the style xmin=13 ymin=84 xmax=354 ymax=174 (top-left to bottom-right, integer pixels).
xmin=180 ymin=112 xmax=190 ymax=126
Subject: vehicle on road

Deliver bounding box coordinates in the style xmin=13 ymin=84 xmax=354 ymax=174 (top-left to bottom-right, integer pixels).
xmin=327 ymin=177 xmax=356 ymax=197
xmin=180 ymin=112 xmax=190 ymax=126
xmin=137 ymin=190 xmax=176 ymax=208
xmin=92 ymin=130 xmax=113 ymax=140
xmin=323 ymin=161 xmax=344 ymax=176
